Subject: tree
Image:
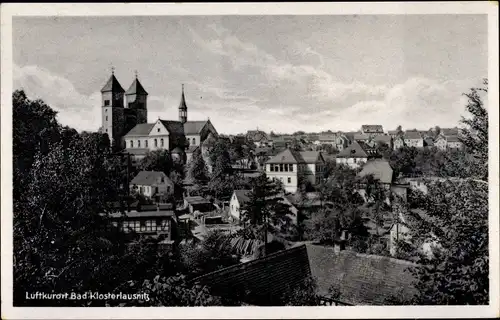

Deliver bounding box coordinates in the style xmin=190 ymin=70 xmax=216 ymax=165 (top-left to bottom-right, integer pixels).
xmin=400 ymin=179 xmax=488 ymax=304
xmin=138 ymin=149 xmax=173 ymax=175
xmin=460 ymin=79 xmax=488 ymax=181
xmin=186 ymin=147 xmax=209 ymax=185
xmin=208 ymin=140 xmax=235 ymax=199
xmin=389 ymin=146 xmax=419 ymax=178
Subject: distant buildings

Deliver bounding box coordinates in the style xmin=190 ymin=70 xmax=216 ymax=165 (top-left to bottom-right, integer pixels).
xmin=361 ymin=125 xmax=384 ymax=136
xmin=265 ymin=148 xmax=325 ymax=193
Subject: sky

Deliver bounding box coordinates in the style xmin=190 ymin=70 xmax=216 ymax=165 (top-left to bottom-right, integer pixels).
xmin=13 ymin=15 xmax=487 ymax=134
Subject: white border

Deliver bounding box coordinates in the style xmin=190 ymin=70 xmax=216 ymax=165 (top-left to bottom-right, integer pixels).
xmin=1 ymin=2 xmax=499 ymax=319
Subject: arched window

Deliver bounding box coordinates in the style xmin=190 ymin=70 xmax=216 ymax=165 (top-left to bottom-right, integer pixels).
xmin=154 ymin=139 xmax=157 ymax=147
xmin=192 ymin=138 xmax=196 ymax=145
xmin=130 ymin=140 xmax=134 ymax=148
xmin=138 ymin=140 xmax=141 ymax=148
xmin=160 ymin=138 xmax=164 ymax=147
xmin=145 ymin=140 xmax=148 ymax=148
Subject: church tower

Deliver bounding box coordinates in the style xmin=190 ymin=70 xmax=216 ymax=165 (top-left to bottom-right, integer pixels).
xmin=101 ymin=69 xmax=125 ymax=148
xmin=125 ymin=72 xmax=148 ymax=124
xmin=178 ymin=84 xmax=187 ymax=124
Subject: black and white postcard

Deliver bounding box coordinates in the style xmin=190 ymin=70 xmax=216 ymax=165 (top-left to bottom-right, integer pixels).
xmin=1 ymin=2 xmax=498 ymax=319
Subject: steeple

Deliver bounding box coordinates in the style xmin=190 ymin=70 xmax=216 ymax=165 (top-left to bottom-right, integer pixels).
xmin=101 ymin=68 xmax=125 ymax=93
xmin=179 ymin=84 xmax=187 ymax=124
xmin=125 ymin=73 xmax=148 ymax=96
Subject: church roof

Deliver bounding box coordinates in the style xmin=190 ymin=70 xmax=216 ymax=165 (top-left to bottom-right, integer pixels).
xmin=126 ymin=78 xmax=148 ymax=95
xmin=159 ymin=120 xmax=185 ymax=136
xmin=184 ymin=121 xmax=207 ymax=135
xmin=125 ymin=123 xmax=155 ymax=136
xmin=101 ymin=74 xmax=125 ymax=93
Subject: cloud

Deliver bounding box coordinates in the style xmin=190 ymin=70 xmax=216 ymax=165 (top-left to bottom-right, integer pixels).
xmin=13 ymin=64 xmax=101 ymax=132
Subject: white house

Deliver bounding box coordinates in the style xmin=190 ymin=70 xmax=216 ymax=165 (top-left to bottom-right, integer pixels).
xmin=229 ymin=190 xmax=251 ymax=222
xmin=335 ymin=141 xmax=375 ymax=169
xmin=130 ymin=171 xmax=174 ymax=200
xmin=265 ymin=149 xmax=325 ymax=193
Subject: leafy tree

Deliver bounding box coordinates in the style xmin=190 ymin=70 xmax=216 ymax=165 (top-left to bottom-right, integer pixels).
xmin=208 ymin=140 xmax=235 ymax=199
xmin=186 ymin=147 xmax=209 ymax=185
xmin=459 ymin=79 xmax=488 ymax=181
xmin=138 ymin=149 xmax=173 ymax=175
xmin=399 ymin=179 xmax=488 ymax=304
xmin=389 ymin=146 xmax=420 ymax=178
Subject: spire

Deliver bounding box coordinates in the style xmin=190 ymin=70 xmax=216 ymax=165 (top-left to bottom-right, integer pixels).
xmin=126 ymin=72 xmax=148 ymax=95
xmin=101 ymin=69 xmax=125 ymax=93
xmin=179 ymin=84 xmax=187 ymax=110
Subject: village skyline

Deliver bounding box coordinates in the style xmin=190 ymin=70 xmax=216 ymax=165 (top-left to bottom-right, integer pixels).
xmin=13 ymin=15 xmax=486 ymax=135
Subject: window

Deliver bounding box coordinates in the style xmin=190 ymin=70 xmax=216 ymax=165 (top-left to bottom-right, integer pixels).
xmin=104 ymin=100 xmax=110 ymax=106
xmin=105 ymin=116 xmax=108 ymax=121
xmin=138 ymin=140 xmax=141 ymax=147
xmin=289 ymin=164 xmax=293 ymax=172
xmin=146 ymin=220 xmax=152 ymax=231
xmin=130 ymin=140 xmax=134 ymax=148
xmin=279 ymin=164 xmax=284 ymax=172
xmin=145 ymin=140 xmax=148 ymax=147
xmin=155 ymin=187 xmax=159 ymax=194
xmin=192 ymin=138 xmax=196 ymax=145
xmin=157 ymin=128 xmax=160 ymax=133
xmin=105 ymin=129 xmax=108 ymax=133
xmin=287 ymin=177 xmax=291 ymax=183
xmin=160 ymin=138 xmax=164 ymax=147
xmin=161 ymin=177 xmax=165 ymax=183
xmin=167 ymin=186 xmax=171 ymax=193
xmin=154 ymin=139 xmax=157 ymax=147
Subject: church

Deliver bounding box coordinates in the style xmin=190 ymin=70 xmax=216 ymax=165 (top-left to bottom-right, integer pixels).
xmin=99 ymin=70 xmax=218 ymax=164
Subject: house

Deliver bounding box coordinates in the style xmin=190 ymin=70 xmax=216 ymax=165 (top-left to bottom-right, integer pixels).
xmin=101 ymin=207 xmax=176 ymax=244
xmin=387 ymin=130 xmax=399 ymax=138
xmin=229 ymin=190 xmax=251 ymax=222
xmin=184 ymin=196 xmax=214 ymax=215
xmin=130 ymin=171 xmax=174 ymax=200
xmin=373 ymin=135 xmax=392 ymax=148
xmin=318 ymin=133 xmax=337 ymax=146
xmin=353 ymin=133 xmax=371 ymax=144
xmin=403 ymin=131 xmax=424 ymax=148
xmin=423 ymin=138 xmax=435 ymax=148
xmin=247 ymin=130 xmax=269 ymax=147
xmin=192 ymin=243 xmax=418 ymax=306
xmin=358 ymin=159 xmax=394 ymax=186
xmin=335 ymin=135 xmax=350 ymax=151
xmin=335 ymin=141 xmax=375 ymax=169
xmin=445 ymin=135 xmax=463 ymax=150
xmin=265 ymin=149 xmax=325 ymax=193
xmin=387 ymin=209 xmax=441 ymax=259
xmin=361 ymin=125 xmax=384 ymax=136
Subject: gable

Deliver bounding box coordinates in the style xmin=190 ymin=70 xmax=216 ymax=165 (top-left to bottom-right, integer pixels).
xmin=149 ymin=120 xmax=170 ymax=136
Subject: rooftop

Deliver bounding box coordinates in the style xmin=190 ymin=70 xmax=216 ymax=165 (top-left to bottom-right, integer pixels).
xmin=130 ymin=171 xmax=169 ymax=186
xmin=358 ymin=159 xmax=394 ymax=184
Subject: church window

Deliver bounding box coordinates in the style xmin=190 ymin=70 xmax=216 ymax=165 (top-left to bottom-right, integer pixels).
xmin=161 ymin=138 xmax=164 ymax=147
xmin=154 ymin=139 xmax=158 ymax=147
xmin=104 ymin=100 xmax=110 ymax=106
xmin=138 ymin=140 xmax=141 ymax=148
